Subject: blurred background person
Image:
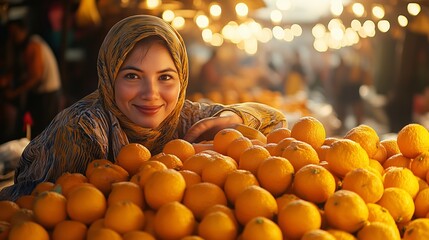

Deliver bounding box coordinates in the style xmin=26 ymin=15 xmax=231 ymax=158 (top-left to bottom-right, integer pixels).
xmin=283 ymin=51 xmax=307 ymax=96
xmin=1 ymin=18 xmax=62 ymax=140
xmin=331 ymin=55 xmax=371 ymax=133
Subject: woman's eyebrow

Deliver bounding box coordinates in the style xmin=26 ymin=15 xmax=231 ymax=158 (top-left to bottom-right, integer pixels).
xmin=118 ymin=66 xmax=142 ymax=72
xmin=158 ymin=67 xmax=178 ymax=74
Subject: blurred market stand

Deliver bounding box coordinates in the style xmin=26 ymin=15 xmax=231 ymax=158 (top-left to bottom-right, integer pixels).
xmin=2 ymin=0 xmax=429 ymax=136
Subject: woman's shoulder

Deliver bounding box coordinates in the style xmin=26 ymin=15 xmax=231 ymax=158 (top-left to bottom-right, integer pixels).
xmin=48 ymin=92 xmax=111 ymax=134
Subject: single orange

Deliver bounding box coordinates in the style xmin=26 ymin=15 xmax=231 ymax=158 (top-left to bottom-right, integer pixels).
xmin=383 ymin=166 xmax=419 ymax=199
xmin=413 ymin=188 xmax=429 ymax=218
xmin=224 ymin=169 xmax=259 ymax=204
xmin=266 ymin=127 xmax=291 ymax=144
xmin=238 ymin=145 xmax=271 ymax=175
xmin=383 ymin=153 xmax=411 ymax=169
xmin=256 ymin=156 xmax=294 ymax=197
xmin=290 ymin=116 xmax=326 ymax=149
xmin=241 ymin=216 xmax=283 ymax=240
xmin=372 ymin=143 xmax=388 ymax=164
xmin=179 ymin=169 xmax=201 ymax=188
xmin=342 ymin=168 xmax=384 ymax=203
xmin=281 ymin=140 xmax=320 ymax=171
xmin=234 ymin=185 xmax=277 ymax=226
xmin=397 ymin=123 xmax=429 ymax=158
xmin=0 ymin=200 xmax=20 ymax=222
xmin=357 ymin=221 xmax=400 ymax=240
xmin=277 ymin=199 xmax=322 ymax=239
xmin=201 ymin=154 xmax=237 ymax=188
xmin=144 ymin=168 xmax=186 ymax=210
xmin=293 ymin=164 xmax=336 ymax=203
xmin=8 ymin=221 xmax=49 ymax=240
xmin=410 ymin=151 xmax=429 ymax=179
xmin=325 ymin=138 xmax=370 ymax=178
xmin=15 ymin=195 xmax=35 ymax=210
xmin=182 ymin=182 xmax=227 ymax=220
xmin=154 ymin=201 xmax=195 ymax=240
xmin=276 ymin=193 xmax=300 ymax=212
xmin=86 ymin=228 xmax=122 ymax=240
xmin=402 ymin=218 xmax=429 ymax=240
xmin=366 ymin=203 xmax=399 ymax=236
xmin=51 ymin=220 xmax=87 ymax=240
xmin=123 ymin=230 xmax=156 ymax=240
xmin=104 ymin=200 xmax=145 ymax=234
xmin=202 ymin=204 xmax=238 ymax=229
xmin=324 ymin=190 xmax=369 ymax=233
xmin=31 ymin=182 xmax=55 ymax=196
xmin=86 ymin=218 xmax=104 ymax=239
xmin=301 ymin=229 xmax=336 ymax=240
xmin=116 ymin=143 xmax=152 ymax=175
xmin=380 ymin=138 xmax=401 ymax=159
xmin=326 ymin=229 xmax=357 ymax=240
xmin=213 ymin=128 xmax=243 ymax=155
xmin=32 ymin=191 xmax=67 ymax=229
xmin=66 ymin=185 xmax=107 ymax=225
xmin=150 ymin=153 xmax=183 ymax=170
xmin=9 ymin=208 xmax=34 ymax=226
xmin=162 ymin=138 xmax=195 ymax=162
xmin=344 ymin=124 xmax=380 ymax=158
xmin=377 ymin=187 xmax=415 ymax=224
xmin=107 ymin=181 xmax=144 ymax=208
xmin=198 ymin=211 xmax=237 ymax=240
xmin=226 ymin=136 xmax=253 ymax=162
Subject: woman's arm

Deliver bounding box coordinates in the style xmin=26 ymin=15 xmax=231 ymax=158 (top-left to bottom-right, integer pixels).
xmin=180 ymin=100 xmax=287 ymax=142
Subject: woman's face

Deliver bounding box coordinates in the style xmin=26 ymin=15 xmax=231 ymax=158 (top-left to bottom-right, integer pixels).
xmin=115 ymin=41 xmax=180 ymax=128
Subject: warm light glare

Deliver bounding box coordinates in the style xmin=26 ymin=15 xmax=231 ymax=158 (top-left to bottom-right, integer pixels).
xmin=270 ymin=9 xmax=283 ymax=24
xmin=210 ymin=3 xmax=222 ymax=17
xmin=351 ymin=19 xmax=362 ymax=31
xmin=352 ymin=3 xmax=365 ymax=17
xmin=372 ymin=5 xmax=385 ymax=19
xmin=146 ymin=0 xmax=161 ymax=9
xmin=276 ymin=0 xmax=291 ymax=10
xmin=256 ymin=28 xmax=272 ymax=43
xmin=195 ymin=14 xmax=209 ymax=28
xmin=201 ymin=29 xmax=213 ymax=42
xmin=172 ymin=16 xmax=185 ymax=30
xmin=407 ymin=3 xmax=421 ymax=16
xmin=236 ymin=2 xmax=249 ymax=17
xmin=312 ymin=23 xmax=326 ymax=39
xmin=291 ymin=24 xmax=302 ymax=36
xmin=162 ymin=10 xmax=175 ymax=22
xmin=314 ymin=38 xmax=328 ymax=52
xmin=398 ymin=15 xmax=408 ymax=27
xmin=272 ymin=26 xmax=285 ymax=40
xmin=377 ymin=20 xmax=390 ymax=33
xmin=210 ymin=33 xmax=223 ymax=46
xmin=331 ymin=0 xmax=343 ymax=16
xmin=283 ymin=28 xmax=294 ymax=42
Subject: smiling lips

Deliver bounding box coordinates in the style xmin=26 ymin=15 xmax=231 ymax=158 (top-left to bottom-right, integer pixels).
xmin=135 ymin=104 xmax=162 ymax=115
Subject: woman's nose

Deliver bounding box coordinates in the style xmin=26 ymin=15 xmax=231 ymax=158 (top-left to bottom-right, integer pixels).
xmin=140 ymin=78 xmax=159 ymax=99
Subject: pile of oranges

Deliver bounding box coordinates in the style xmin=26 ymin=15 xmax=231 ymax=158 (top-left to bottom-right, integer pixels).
xmin=1 ymin=116 xmax=429 ymax=240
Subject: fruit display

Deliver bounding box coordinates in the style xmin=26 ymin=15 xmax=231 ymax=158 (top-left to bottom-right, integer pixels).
xmin=2 ymin=118 xmax=429 ymax=239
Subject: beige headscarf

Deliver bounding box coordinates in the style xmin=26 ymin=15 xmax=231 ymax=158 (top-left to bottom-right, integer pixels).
xmin=97 ymin=14 xmax=189 ymax=153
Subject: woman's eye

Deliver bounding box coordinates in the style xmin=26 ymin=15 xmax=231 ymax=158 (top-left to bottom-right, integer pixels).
xmin=159 ymin=74 xmax=172 ymax=81
xmin=124 ymin=73 xmax=139 ymax=79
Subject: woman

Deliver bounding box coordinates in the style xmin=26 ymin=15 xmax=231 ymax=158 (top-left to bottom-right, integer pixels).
xmin=0 ymin=15 xmax=286 ymax=201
